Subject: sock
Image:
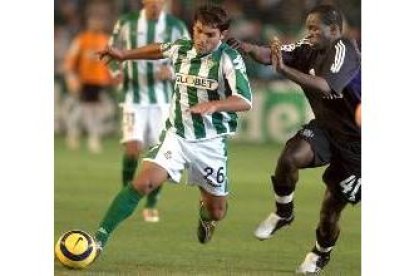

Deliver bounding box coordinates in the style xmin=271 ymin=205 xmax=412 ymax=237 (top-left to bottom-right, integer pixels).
xmin=95 ymin=183 xmax=143 ymax=247
xmin=122 ymin=155 xmax=138 ymax=187
xmin=271 ymin=176 xmax=294 ymax=218
xmin=199 ymin=201 xmax=212 ymax=221
xmin=145 ymin=186 xmax=162 ymax=209
xmin=312 ymin=227 xmax=340 ymax=256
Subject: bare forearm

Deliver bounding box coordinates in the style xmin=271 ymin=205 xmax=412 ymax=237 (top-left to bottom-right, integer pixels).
xmin=227 ymin=38 xmax=271 ymax=65
xmin=121 ymin=43 xmax=164 ymax=61
xmin=280 ymin=65 xmax=331 ymax=96
xmin=189 ymin=95 xmax=251 ymax=114
xmin=245 ymin=43 xmax=272 ymax=65
xmin=215 ymin=95 xmax=251 ymax=112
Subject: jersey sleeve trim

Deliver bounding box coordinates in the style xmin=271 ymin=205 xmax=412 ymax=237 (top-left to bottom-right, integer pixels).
xmin=330 ymin=40 xmax=346 ymax=73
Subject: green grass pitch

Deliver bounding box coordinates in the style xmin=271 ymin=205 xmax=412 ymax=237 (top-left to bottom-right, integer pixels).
xmin=54 ymin=137 xmax=360 ymax=275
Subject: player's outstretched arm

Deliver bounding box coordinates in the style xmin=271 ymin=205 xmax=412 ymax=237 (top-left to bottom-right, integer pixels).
xmin=189 ymin=96 xmax=251 ymax=115
xmin=97 ymin=43 xmax=164 ymax=63
xmin=227 ymin=38 xmax=271 ymax=65
xmin=271 ymin=37 xmax=331 ymax=96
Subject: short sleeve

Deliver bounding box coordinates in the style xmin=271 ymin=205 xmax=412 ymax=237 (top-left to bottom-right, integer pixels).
xmin=160 ymin=39 xmax=182 ymax=59
xmin=222 ymin=51 xmax=252 ymax=106
xmin=281 ymin=38 xmax=312 ymax=68
xmin=321 ymin=39 xmax=361 ymax=96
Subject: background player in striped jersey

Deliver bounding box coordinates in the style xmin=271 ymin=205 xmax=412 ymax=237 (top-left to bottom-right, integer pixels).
xmin=92 ymin=5 xmax=252 ymax=258
xmin=228 ymin=4 xmax=361 ymax=274
xmin=108 ymin=0 xmax=190 ymax=222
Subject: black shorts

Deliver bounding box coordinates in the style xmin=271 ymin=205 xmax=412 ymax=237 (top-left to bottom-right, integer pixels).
xmin=80 ymin=84 xmax=106 ymax=103
xmin=293 ymin=119 xmax=361 ymax=204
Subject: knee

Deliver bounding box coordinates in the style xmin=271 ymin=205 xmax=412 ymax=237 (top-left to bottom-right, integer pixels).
xmin=207 ymin=204 xmax=227 ymax=221
xmin=278 ymin=152 xmax=299 ymax=171
xmin=132 ymin=177 xmax=155 ymax=196
xmin=125 ymin=142 xmax=141 ymax=158
xmin=278 ymin=140 xmax=313 ymax=171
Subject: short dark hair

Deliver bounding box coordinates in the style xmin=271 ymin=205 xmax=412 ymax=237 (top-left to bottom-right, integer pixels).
xmin=308 ymin=5 xmax=343 ymax=32
xmin=194 ymin=5 xmax=231 ymax=32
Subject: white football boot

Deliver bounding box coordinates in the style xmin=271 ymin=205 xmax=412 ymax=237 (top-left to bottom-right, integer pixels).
xmin=142 ymin=208 xmax=160 ymax=223
xmin=296 ymin=251 xmax=330 ymax=274
xmin=254 ymin=212 xmax=294 ymax=240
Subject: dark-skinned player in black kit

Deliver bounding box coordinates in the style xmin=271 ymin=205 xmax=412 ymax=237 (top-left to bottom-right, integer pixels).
xmin=228 ymin=4 xmax=361 ymax=274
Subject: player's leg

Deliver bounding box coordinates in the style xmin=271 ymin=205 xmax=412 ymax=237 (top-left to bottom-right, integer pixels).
xmin=296 ymin=188 xmax=347 ymax=274
xmin=297 ymin=141 xmax=361 ymax=274
xmin=123 ymin=140 xmax=143 ymax=186
xmin=120 ymin=104 xmax=145 ymax=187
xmin=185 ymin=136 xmax=229 ymax=244
xmin=89 ymin=91 xmax=111 ymax=153
xmin=99 ymin=91 xmax=117 ymax=135
xmin=254 ymin=136 xmax=314 ymax=240
xmin=142 ymin=105 xmax=169 ymax=222
xmin=255 ymin=121 xmax=331 ymax=240
xmin=83 ymin=103 xmax=103 ymax=154
xmin=197 ymin=188 xmax=227 ymax=244
xmin=83 ymin=86 xmax=104 ymax=153
xmin=95 ymin=161 xmax=169 ymax=249
xmin=94 ymin=130 xmax=185 ymax=252
xmin=63 ymin=94 xmax=82 ymax=150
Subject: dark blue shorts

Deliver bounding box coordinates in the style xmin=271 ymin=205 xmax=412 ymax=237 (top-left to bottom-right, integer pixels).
xmin=292 ymin=119 xmax=361 ymax=204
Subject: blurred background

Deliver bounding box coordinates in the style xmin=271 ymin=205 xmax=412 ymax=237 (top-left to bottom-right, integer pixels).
xmin=54 ymin=0 xmax=361 ymax=149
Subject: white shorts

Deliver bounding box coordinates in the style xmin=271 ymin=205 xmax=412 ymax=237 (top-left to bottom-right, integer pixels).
xmin=120 ymin=103 xmax=170 ymax=147
xmin=143 ymin=131 xmax=229 ymax=196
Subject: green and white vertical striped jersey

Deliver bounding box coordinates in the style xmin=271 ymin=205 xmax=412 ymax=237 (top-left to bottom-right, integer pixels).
xmin=161 ymin=39 xmax=253 ymax=141
xmin=109 ymin=10 xmax=190 ymax=106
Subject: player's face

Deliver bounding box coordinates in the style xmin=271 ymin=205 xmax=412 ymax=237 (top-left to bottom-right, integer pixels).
xmin=192 ymin=21 xmax=226 ymax=55
xmin=305 ymin=13 xmax=332 ymax=50
xmin=142 ymin=0 xmax=164 ymax=20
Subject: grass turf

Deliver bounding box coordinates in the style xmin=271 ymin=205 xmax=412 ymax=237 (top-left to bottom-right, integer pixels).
xmin=54 ymin=137 xmax=360 ymax=275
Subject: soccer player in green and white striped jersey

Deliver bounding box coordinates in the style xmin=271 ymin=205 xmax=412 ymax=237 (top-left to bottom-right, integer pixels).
xmin=109 ymin=0 xmax=190 ymax=223
xmin=93 ymin=5 xmax=252 ymax=256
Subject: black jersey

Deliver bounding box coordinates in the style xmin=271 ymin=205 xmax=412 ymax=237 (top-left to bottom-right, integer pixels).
xmin=281 ymin=38 xmax=361 ymax=142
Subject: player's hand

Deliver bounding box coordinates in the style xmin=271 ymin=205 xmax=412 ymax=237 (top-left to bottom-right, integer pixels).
xmin=270 ymin=36 xmax=284 ymax=72
xmin=97 ymin=46 xmax=125 ymax=63
xmin=188 ymin=102 xmax=218 ymax=115
xmin=226 ymin=37 xmax=253 ymax=55
xmin=156 ymin=65 xmax=173 ymax=81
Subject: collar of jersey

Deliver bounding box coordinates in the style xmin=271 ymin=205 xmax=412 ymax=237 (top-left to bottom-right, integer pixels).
xmin=195 ymin=41 xmax=224 ymax=58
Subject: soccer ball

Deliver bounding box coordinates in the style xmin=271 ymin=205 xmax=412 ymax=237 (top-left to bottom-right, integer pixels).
xmin=55 ymin=229 xmax=98 ymax=269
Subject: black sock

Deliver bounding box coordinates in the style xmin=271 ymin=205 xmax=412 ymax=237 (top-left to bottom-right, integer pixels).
xmin=271 ymin=176 xmax=294 ymax=218
xmin=276 ymin=202 xmax=294 ymax=218
xmin=312 ymin=227 xmax=340 ymax=256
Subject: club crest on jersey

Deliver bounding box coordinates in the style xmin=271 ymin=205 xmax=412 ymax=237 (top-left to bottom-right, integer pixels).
xmin=176 ymin=73 xmax=218 ymax=90
xmin=203 ymin=57 xmax=216 ymax=69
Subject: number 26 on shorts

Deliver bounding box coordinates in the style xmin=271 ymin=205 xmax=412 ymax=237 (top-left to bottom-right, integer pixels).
xmin=203 ymin=166 xmax=225 ymax=185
